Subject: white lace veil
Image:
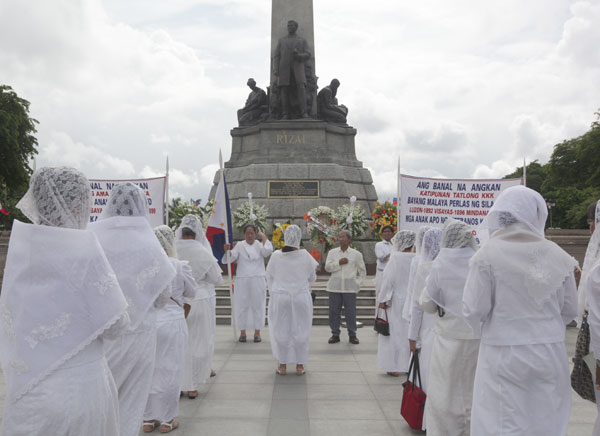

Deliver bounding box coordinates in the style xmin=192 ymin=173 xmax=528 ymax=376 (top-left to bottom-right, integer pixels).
xmin=415 ymin=226 xmax=431 ymax=255
xmin=392 ymin=230 xmax=416 ymax=252
xmin=442 ymin=218 xmax=478 ymax=250
xmin=16 ymin=167 xmax=91 ymax=230
xmin=579 ymin=200 xmax=600 ymax=315
xmin=176 ymin=214 xmax=212 ymax=253
xmin=480 ymin=185 xmax=547 ymax=237
xmin=101 ymin=182 xmax=148 ymax=219
xmin=284 ymin=224 xmax=302 ymax=249
xmin=154 ymin=225 xmax=177 ymax=258
xmin=421 ymin=228 xmax=443 ymax=263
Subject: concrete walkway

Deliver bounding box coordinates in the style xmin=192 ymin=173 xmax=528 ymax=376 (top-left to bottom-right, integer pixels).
xmin=0 ymin=325 xmax=597 ymax=435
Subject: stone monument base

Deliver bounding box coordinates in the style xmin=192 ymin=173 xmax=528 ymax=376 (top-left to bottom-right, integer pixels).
xmin=210 ymin=121 xmax=379 ymax=263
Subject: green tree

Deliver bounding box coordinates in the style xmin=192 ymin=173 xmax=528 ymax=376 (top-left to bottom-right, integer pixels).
xmin=503 ymin=160 xmax=547 ymax=194
xmin=0 ymin=85 xmax=39 ymax=229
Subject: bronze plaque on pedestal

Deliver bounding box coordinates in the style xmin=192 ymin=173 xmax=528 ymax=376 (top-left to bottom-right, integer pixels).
xmin=268 ymin=180 xmax=320 ymax=198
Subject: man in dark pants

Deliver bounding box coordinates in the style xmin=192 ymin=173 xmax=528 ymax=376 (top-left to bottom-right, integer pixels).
xmin=324 ymin=230 xmax=367 ymax=344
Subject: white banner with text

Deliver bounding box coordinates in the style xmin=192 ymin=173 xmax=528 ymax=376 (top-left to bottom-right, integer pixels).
xmin=400 ymin=175 xmax=523 ymax=242
xmin=88 ymin=176 xmax=166 ymax=227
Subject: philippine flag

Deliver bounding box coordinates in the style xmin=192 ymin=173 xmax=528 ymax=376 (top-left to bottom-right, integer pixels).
xmin=392 ymin=197 xmax=398 ymax=205
xmin=206 ymin=174 xmax=233 ymax=264
xmin=0 ymin=201 xmax=9 ymax=216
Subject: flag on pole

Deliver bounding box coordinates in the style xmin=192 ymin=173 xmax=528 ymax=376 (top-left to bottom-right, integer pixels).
xmin=0 ymin=201 xmax=9 ymax=216
xmin=206 ymin=174 xmax=233 ymax=264
xmin=392 ymin=197 xmax=398 ymax=205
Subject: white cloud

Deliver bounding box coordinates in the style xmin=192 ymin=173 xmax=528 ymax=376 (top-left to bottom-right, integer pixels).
xmin=1 ymin=0 xmax=599 ymax=205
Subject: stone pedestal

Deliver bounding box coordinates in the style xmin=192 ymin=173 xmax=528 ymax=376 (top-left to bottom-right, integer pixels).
xmin=210 ymin=121 xmax=379 ymax=262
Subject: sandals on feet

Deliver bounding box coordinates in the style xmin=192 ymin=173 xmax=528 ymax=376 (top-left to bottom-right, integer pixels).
xmin=239 ymin=335 xmax=247 ymax=343
xmin=143 ymin=420 xmax=159 ymax=433
xmin=253 ymin=335 xmax=262 ymax=343
xmin=160 ymin=420 xmax=179 ymax=433
xmin=276 ymin=365 xmax=287 ymax=375
xmin=187 ymin=390 xmax=198 ymax=399
xmin=296 ymin=365 xmax=305 ymax=376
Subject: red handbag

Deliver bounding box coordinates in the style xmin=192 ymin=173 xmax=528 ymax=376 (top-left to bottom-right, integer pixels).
xmin=401 ymin=352 xmax=426 ymax=429
xmin=373 ymin=307 xmax=390 ymax=336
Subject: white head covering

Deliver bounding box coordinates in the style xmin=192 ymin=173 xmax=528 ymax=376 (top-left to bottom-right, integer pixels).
xmin=1 ymin=169 xmax=127 ymax=402
xmin=470 ymin=186 xmax=577 ymax=309
xmin=421 ymin=228 xmax=443 ymax=263
xmin=392 ymin=230 xmax=416 ymax=252
xmin=284 ymin=225 xmax=302 ymax=249
xmin=101 ymin=182 xmax=148 ymax=219
xmin=88 ymin=185 xmax=176 ymax=330
xmin=481 ymin=185 xmax=547 ymax=237
xmin=176 ymin=214 xmax=212 ymax=253
xmin=415 ymin=226 xmax=431 ymax=255
xmin=442 ymin=219 xmax=478 ymax=251
xmin=154 ymin=225 xmax=177 ymax=258
xmin=16 ymin=167 xmax=91 ymax=230
xmin=578 ymin=200 xmax=600 ymax=315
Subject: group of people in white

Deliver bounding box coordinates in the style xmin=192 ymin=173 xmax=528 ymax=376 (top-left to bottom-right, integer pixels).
xmin=373 ymin=185 xmax=595 ymax=435
xmin=0 ymin=167 xmax=224 ymax=435
xmin=1 ymin=166 xmax=599 ymax=435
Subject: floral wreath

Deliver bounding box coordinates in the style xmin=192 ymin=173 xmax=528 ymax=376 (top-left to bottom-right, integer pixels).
xmin=370 ymin=200 xmax=397 ymax=240
xmin=232 ymin=201 xmax=269 ymax=233
xmin=335 ymin=203 xmax=370 ymax=239
xmin=305 ymin=206 xmax=338 ymax=247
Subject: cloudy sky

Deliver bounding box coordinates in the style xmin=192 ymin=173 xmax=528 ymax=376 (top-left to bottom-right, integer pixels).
xmin=1 ymin=0 xmax=599 ymax=202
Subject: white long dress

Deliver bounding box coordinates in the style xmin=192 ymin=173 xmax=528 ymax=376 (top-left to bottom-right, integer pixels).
xmin=377 ymin=251 xmax=414 ymax=373
xmin=374 ymin=240 xmax=393 ymax=300
xmin=144 ymin=259 xmax=198 ymax=423
xmin=463 ymin=224 xmax=578 ymax=436
xmin=0 ymin=221 xmax=128 ymax=436
xmin=581 ymin=262 xmax=600 ymax=435
xmin=223 ymin=240 xmax=273 ymax=331
xmin=422 ymin=247 xmax=479 ymax=436
xmin=266 ymin=249 xmax=318 ymax=364
xmin=89 ymin=216 xmax=176 ymax=436
xmin=176 ymin=239 xmax=223 ymax=391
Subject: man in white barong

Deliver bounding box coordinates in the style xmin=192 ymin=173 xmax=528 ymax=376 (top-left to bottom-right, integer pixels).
xmin=0 ymin=167 xmax=129 ymax=436
xmin=223 ymin=224 xmax=273 ymax=342
xmin=175 ymin=214 xmax=223 ymax=399
xmin=463 ymin=185 xmax=578 ymax=436
xmin=407 ymin=227 xmax=442 ymax=431
xmin=89 ymin=182 xmax=176 ymax=436
xmin=266 ymin=225 xmax=318 ymax=376
xmin=421 ymin=219 xmax=479 ymax=436
xmin=325 ymin=230 xmax=366 ymax=344
xmin=143 ymin=226 xmax=199 ymax=433
xmin=377 ymin=230 xmax=415 ymax=376
xmin=374 ymin=225 xmax=394 ymax=304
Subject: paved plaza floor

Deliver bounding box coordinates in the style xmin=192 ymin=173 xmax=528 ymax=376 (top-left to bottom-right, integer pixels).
xmin=0 ymin=325 xmax=597 ymax=435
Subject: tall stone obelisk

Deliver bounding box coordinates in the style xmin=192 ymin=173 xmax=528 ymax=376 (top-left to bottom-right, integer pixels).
xmin=210 ymin=0 xmax=379 ymax=263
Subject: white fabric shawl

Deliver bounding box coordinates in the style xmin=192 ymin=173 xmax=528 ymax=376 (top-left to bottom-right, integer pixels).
xmin=266 ymin=249 xmax=318 ymax=295
xmin=0 ymin=221 xmax=127 ymax=402
xmin=176 ymin=214 xmax=213 ymax=253
xmin=176 ymin=239 xmax=222 ymax=300
xmin=426 ymin=247 xmax=475 ymax=320
xmin=578 ymin=200 xmax=600 ymax=316
xmin=89 ymin=216 xmax=176 ymax=330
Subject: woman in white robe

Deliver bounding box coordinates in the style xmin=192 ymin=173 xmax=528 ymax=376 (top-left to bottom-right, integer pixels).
xmin=407 ymin=227 xmax=442 ymax=431
xmin=89 ymin=183 xmax=176 ymax=436
xmin=421 ymin=219 xmax=479 ymax=436
xmin=175 ymin=214 xmax=223 ymax=398
xmin=376 ymin=230 xmax=415 ymax=376
xmin=0 ymin=167 xmax=128 ymax=436
xmin=223 ymin=224 xmax=273 ymax=342
xmin=578 ymin=200 xmax=600 ymax=434
xmin=266 ymin=225 xmax=318 ymax=376
xmin=143 ymin=226 xmax=199 ymax=433
xmin=402 ymin=226 xmax=431 ymax=323
xmin=462 ymin=185 xmax=578 ymax=436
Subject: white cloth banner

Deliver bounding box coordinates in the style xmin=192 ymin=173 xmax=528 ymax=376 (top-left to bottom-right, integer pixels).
xmin=400 ymin=175 xmax=522 ymax=242
xmin=88 ymin=177 xmax=166 ymax=227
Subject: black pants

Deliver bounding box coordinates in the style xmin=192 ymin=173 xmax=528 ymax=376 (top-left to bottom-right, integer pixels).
xmin=328 ymin=292 xmax=357 ymax=337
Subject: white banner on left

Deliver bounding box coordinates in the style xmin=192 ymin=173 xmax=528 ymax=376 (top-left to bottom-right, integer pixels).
xmin=88 ymin=177 xmax=166 ymax=227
